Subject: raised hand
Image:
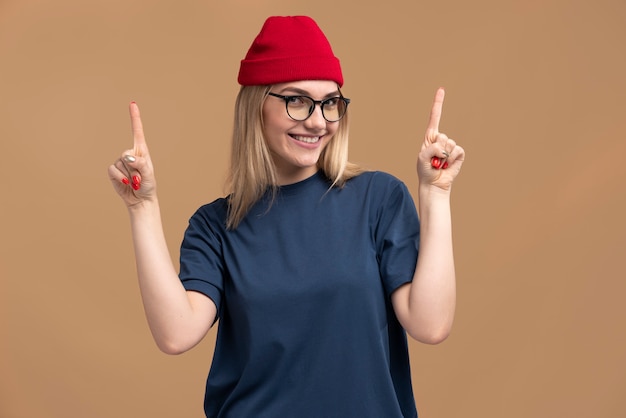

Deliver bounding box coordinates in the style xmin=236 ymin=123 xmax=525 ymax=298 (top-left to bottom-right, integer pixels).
xmin=417 ymin=88 xmax=465 ymax=191
xmin=108 ymin=102 xmax=157 ymax=207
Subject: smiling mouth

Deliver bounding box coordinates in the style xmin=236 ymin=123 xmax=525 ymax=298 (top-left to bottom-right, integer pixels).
xmin=290 ymin=134 xmax=321 ymax=144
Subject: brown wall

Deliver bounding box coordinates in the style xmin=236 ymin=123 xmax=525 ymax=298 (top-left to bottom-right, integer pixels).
xmin=2 ymin=0 xmax=625 ymax=417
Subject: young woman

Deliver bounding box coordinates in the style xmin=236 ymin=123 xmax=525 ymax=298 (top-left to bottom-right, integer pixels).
xmin=108 ymin=15 xmax=464 ymax=418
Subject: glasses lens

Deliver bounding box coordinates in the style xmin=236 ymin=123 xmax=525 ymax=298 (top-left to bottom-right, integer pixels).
xmin=286 ymin=96 xmax=315 ymax=121
xmin=284 ymin=96 xmax=349 ymax=122
xmin=321 ymin=97 xmax=347 ymax=122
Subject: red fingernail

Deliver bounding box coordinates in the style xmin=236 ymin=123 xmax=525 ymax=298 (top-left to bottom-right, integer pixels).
xmin=132 ymin=175 xmax=140 ymax=184
xmin=431 ymin=157 xmax=441 ymax=169
xmin=442 ymin=161 xmax=449 ymax=169
xmin=121 ymin=177 xmax=130 ymax=185
xmin=132 ymin=183 xmax=141 ymax=191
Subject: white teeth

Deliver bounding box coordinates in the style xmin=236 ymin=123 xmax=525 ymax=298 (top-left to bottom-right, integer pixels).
xmin=292 ymin=135 xmax=320 ymax=144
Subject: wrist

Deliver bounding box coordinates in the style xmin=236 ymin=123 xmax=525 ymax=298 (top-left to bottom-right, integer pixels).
xmin=127 ymin=197 xmax=160 ymax=217
xmin=417 ymin=185 xmax=453 ymax=228
xmin=419 ymin=183 xmax=452 ymax=201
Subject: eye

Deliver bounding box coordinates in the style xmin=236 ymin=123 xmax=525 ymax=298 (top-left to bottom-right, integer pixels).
xmin=323 ymin=97 xmax=340 ymax=108
xmin=286 ymin=96 xmax=308 ymax=107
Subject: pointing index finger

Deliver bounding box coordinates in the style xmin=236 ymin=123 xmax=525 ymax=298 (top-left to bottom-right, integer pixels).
xmin=129 ymin=101 xmax=147 ymax=156
xmin=426 ymin=87 xmax=445 ymax=136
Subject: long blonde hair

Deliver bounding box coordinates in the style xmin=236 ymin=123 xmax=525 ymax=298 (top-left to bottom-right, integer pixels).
xmin=225 ymin=85 xmax=364 ymax=229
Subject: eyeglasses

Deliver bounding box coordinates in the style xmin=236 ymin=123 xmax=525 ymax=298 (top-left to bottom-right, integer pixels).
xmin=267 ymin=92 xmax=351 ymax=122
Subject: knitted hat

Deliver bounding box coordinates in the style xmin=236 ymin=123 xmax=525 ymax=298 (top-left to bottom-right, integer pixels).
xmin=238 ymin=16 xmax=343 ymax=87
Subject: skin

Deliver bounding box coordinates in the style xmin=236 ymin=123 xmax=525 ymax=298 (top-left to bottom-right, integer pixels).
xmin=391 ymin=88 xmax=465 ymax=343
xmin=107 ymin=85 xmax=464 ymax=353
xmin=263 ymin=80 xmax=339 ymax=184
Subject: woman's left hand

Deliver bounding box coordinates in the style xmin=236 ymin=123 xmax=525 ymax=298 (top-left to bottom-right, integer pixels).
xmin=417 ymin=88 xmax=465 ymax=191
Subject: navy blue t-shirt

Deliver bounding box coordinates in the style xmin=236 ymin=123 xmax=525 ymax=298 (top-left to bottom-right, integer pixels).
xmin=180 ymin=171 xmax=420 ymax=417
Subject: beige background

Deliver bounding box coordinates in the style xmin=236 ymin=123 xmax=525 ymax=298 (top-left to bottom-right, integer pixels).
xmin=1 ymin=0 xmax=625 ymax=417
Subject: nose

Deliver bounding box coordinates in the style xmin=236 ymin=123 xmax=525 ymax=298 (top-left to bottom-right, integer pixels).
xmin=303 ymin=103 xmax=326 ymax=130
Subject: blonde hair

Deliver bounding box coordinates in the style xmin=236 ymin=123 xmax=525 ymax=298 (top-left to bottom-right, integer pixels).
xmin=225 ymin=85 xmax=364 ymax=229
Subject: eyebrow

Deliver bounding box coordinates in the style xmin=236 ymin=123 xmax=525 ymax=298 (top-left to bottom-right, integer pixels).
xmin=277 ymin=86 xmax=341 ymax=99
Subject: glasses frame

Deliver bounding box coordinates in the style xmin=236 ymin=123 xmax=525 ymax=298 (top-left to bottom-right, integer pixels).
xmin=267 ymin=92 xmax=351 ymax=122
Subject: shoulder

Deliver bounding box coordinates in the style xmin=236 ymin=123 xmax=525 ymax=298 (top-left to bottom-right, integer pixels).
xmin=348 ymin=172 xmax=417 ymax=222
xmin=345 ymin=170 xmax=410 ymax=197
xmin=186 ymin=197 xmax=229 ymax=233
xmin=346 ymin=170 xmax=403 ymax=185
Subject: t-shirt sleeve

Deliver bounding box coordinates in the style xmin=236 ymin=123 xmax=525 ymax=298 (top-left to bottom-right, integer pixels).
xmin=375 ymin=179 xmax=420 ymax=298
xmin=179 ymin=206 xmax=226 ymax=316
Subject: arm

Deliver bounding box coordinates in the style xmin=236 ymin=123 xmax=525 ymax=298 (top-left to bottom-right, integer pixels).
xmin=391 ymin=88 xmax=465 ymax=344
xmin=108 ymin=102 xmax=217 ymax=355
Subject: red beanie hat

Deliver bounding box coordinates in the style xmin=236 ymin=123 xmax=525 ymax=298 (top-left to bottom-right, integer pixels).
xmin=238 ymin=16 xmax=343 ymax=87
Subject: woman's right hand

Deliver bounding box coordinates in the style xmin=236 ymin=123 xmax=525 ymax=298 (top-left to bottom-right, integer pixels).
xmin=108 ymin=102 xmax=157 ymax=208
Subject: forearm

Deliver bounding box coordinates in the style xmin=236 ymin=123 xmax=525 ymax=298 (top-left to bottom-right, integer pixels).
xmin=394 ymin=186 xmax=457 ymax=343
xmin=128 ymin=199 xmax=212 ymax=354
